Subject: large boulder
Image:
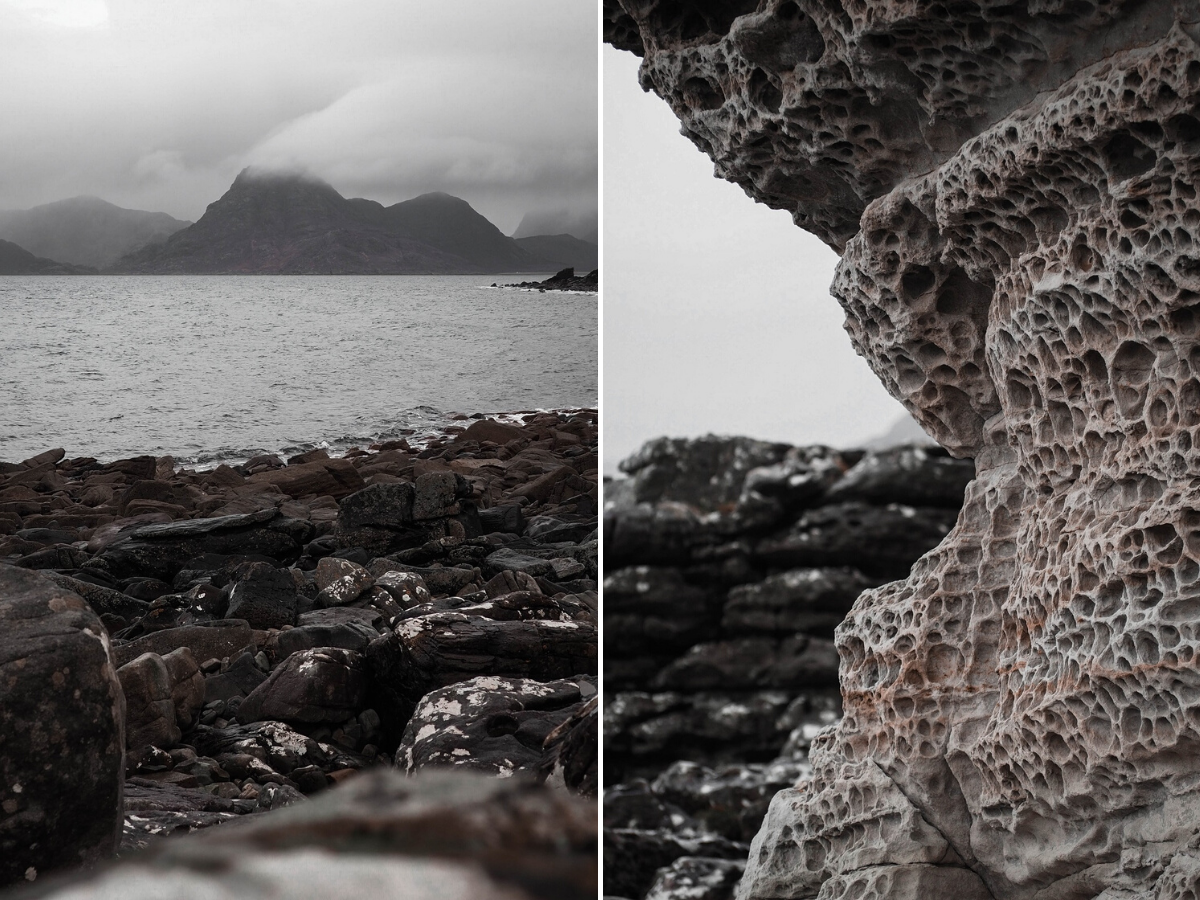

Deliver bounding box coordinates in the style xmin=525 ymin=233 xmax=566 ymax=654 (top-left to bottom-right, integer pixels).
xmin=118 ymin=652 xmax=182 ymax=750
xmin=397 ymin=675 xmax=596 ymax=779
xmin=0 ymin=565 xmax=125 ymax=886
xmin=236 ymin=648 xmax=368 ymax=725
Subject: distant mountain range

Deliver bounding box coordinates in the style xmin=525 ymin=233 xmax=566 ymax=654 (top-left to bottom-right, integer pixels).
xmin=0 ymin=197 xmax=190 ymax=269
xmin=0 ymin=170 xmax=597 ymax=275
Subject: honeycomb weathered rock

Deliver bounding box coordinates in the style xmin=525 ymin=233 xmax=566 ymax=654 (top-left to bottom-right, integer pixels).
xmin=610 ymin=3 xmax=1200 ymax=898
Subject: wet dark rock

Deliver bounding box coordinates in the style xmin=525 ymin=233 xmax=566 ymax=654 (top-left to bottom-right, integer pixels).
xmin=540 ymin=695 xmax=599 ymax=797
xmin=398 ymin=675 xmax=596 ymax=780
xmin=618 ymin=435 xmax=792 ymax=513
xmin=162 ymin=647 xmax=205 ymax=728
xmin=16 ymin=545 xmax=91 ymax=570
xmin=650 ymin=759 xmax=811 ymax=843
xmin=367 ymin=560 xmax=480 ymax=597
xmin=644 ymin=857 xmax=745 ymax=900
xmin=721 ymin=567 xmax=876 ymax=636
xmin=0 ymin=565 xmax=125 ymax=887
xmin=604 ymin=828 xmax=748 ymax=900
xmin=483 ymin=548 xmax=557 ymax=579
xmin=824 ymin=445 xmax=975 ymax=508
xmin=202 ymin=650 xmax=269 ymax=703
xmin=478 ymin=503 xmax=525 ymax=535
xmin=95 ymin=510 xmax=304 ymax=581
xmin=111 ymin=619 xmax=254 ymax=669
xmin=604 ymin=566 xmax=721 ymax=656
xmin=273 ymin=619 xmax=379 ymax=660
xmin=118 ymin=652 xmax=182 ymax=750
xmin=121 ymin=778 xmax=259 ymax=852
xmin=224 ymin=561 xmax=298 ymax=629
xmin=336 ymin=483 xmax=415 ymax=529
xmin=237 ymin=647 xmax=368 ymax=725
xmin=651 ymin=636 xmax=839 ymax=691
xmin=43 ymin=572 xmax=150 ymax=626
xmin=313 ymin=556 xmax=374 ymax=607
xmin=753 ymin=501 xmax=958 ymax=579
xmin=605 ymin=691 xmax=840 ymax=781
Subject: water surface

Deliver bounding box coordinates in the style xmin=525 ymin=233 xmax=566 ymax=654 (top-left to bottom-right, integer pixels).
xmin=0 ymin=275 xmax=596 ymax=464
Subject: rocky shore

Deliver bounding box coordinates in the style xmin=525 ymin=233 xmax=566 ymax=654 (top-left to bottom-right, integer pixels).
xmin=499 ymin=267 xmax=598 ymax=292
xmin=602 ymin=435 xmax=972 ymax=900
xmin=0 ymin=409 xmax=597 ymax=892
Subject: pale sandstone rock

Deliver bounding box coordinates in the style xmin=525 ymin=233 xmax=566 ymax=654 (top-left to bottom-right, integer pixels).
xmin=609 ymin=3 xmax=1200 ymax=898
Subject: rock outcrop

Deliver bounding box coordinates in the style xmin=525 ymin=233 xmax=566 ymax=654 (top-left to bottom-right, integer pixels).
xmin=609 ymin=4 xmax=1200 ymax=899
xmin=603 ymin=437 xmax=971 ymax=900
xmin=0 ymin=410 xmax=597 ymax=883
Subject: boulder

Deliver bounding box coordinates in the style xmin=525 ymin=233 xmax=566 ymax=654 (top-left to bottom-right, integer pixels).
xmin=824 ymin=445 xmax=975 ymax=508
xmin=273 ymin=620 xmax=379 ymax=660
xmin=236 ymin=648 xmax=367 ymax=725
xmin=314 ymin=557 xmax=374 ymax=607
xmin=337 ymin=483 xmax=415 ymax=529
xmin=397 ymin=675 xmax=595 ymax=779
xmin=162 ymin=647 xmax=205 ymax=728
xmin=0 ymin=565 xmax=125 ymax=886
xmin=644 ymin=857 xmax=746 ymax=900
xmin=224 ymin=561 xmax=297 ymax=629
xmin=603 ymin=828 xmax=748 ymax=900
xmin=721 ymin=567 xmax=876 ymax=636
xmin=245 ymin=458 xmax=365 ymax=499
xmin=118 ymin=652 xmax=181 ymax=750
xmin=753 ymin=502 xmax=958 ymax=579
xmin=111 ymin=620 xmax=254 ymax=669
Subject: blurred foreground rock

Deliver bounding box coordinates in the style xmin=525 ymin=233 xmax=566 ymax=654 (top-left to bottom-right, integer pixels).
xmin=4 ymin=770 xmax=596 ymax=900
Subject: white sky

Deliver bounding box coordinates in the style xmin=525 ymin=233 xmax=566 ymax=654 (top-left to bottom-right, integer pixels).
xmin=0 ymin=0 xmax=597 ymax=232
xmin=603 ymin=45 xmax=909 ymax=473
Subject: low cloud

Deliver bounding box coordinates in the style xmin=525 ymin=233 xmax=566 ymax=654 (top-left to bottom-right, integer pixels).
xmin=0 ymin=0 xmax=596 ymax=231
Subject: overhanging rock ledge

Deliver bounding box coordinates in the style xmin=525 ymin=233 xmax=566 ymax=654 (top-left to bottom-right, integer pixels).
xmin=608 ymin=2 xmax=1200 ymax=898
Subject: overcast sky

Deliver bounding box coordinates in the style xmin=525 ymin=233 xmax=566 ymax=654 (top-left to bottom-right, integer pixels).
xmin=603 ymin=45 xmax=912 ymax=473
xmin=0 ymin=0 xmax=597 ymax=233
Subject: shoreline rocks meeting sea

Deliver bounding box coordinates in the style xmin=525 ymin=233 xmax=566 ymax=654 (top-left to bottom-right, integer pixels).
xmin=0 ymin=409 xmax=597 ymax=896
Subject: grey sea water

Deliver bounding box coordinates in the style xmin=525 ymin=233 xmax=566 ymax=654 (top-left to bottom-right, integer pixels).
xmin=0 ymin=275 xmax=596 ymax=465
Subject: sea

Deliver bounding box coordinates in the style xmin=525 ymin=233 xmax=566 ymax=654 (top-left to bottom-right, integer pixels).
xmin=0 ymin=275 xmax=597 ymax=467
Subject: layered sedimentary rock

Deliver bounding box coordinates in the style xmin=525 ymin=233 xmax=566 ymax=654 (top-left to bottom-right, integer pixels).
xmin=609 ymin=3 xmax=1200 ymax=898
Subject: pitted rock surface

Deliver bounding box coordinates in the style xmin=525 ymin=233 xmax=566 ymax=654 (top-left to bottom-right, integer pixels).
xmin=610 ymin=4 xmax=1200 ymax=899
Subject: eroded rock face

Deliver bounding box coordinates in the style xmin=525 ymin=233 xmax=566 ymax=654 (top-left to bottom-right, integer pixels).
xmin=610 ymin=4 xmax=1200 ymax=899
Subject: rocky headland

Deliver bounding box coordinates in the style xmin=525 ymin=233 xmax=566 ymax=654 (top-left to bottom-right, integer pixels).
xmin=499 ymin=267 xmax=599 ymax=292
xmin=0 ymin=239 xmax=95 ymax=276
xmin=603 ymin=435 xmax=972 ymax=900
xmin=0 ymin=410 xmax=597 ymax=892
xmin=608 ymin=1 xmax=1200 ymax=898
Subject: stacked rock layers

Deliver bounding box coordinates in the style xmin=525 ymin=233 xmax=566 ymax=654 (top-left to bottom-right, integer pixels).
xmin=608 ymin=2 xmax=1200 ymax=898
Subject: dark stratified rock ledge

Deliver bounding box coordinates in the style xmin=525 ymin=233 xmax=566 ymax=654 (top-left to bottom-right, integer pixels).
xmin=603 ymin=435 xmax=973 ymax=900
xmin=0 ymin=409 xmax=597 ymax=893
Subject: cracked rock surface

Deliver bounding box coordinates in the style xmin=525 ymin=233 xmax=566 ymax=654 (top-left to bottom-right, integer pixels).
xmin=610 ymin=3 xmax=1200 ymax=899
